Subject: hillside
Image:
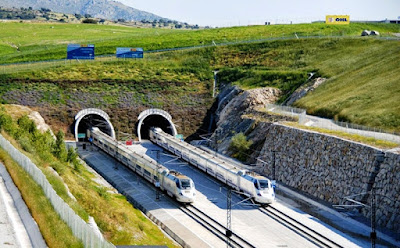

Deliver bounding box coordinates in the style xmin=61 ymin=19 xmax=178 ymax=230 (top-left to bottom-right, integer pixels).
xmin=0 ymin=0 xmax=162 ymax=22
xmin=0 ymin=22 xmax=399 ymax=64
xmin=0 ymin=22 xmax=399 ymax=136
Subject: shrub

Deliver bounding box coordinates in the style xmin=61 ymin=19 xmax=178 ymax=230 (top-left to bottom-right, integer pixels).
xmin=67 ymin=147 xmax=78 ymax=164
xmin=228 ymin=132 xmax=253 ymax=161
xmin=53 ymin=130 xmax=67 ymax=161
xmin=82 ymin=18 xmax=97 ymax=24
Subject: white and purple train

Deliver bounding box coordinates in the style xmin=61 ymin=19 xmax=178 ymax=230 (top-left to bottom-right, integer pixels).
xmin=149 ymin=127 xmax=275 ymax=204
xmin=87 ymin=127 xmax=196 ymax=203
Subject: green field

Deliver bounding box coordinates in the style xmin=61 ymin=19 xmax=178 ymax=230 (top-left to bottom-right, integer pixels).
xmin=0 ymin=22 xmax=399 ymax=134
xmin=0 ymin=22 xmax=399 ymax=64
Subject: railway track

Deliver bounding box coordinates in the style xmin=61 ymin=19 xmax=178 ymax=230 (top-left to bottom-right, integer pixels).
xmin=259 ymin=205 xmax=344 ymax=248
xmin=180 ymin=205 xmax=256 ymax=248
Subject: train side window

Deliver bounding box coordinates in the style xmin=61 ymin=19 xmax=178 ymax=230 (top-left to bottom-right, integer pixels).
xmin=136 ymin=164 xmax=141 ymax=170
xmin=175 ymin=180 xmax=180 ymax=189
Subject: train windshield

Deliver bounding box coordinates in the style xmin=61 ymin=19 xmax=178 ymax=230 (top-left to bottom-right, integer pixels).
xmin=180 ymin=179 xmax=191 ymax=189
xmin=258 ymin=180 xmax=270 ymax=189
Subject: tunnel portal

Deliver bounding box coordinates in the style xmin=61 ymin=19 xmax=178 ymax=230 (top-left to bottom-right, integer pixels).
xmin=137 ymin=109 xmax=177 ymax=142
xmin=74 ymin=108 xmax=115 ymax=141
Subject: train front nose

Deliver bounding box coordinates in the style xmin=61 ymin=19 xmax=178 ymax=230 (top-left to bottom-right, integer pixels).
xmin=178 ymin=189 xmax=196 ymax=203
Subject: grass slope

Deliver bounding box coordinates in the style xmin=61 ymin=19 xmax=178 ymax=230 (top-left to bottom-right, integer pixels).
xmin=0 ymin=22 xmax=399 ymax=64
xmin=0 ymin=23 xmax=399 ymax=133
xmin=0 ymin=146 xmax=83 ymax=248
xmin=294 ymin=38 xmax=400 ymax=132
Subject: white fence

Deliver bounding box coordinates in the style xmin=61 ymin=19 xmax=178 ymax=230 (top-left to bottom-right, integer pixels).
xmin=266 ymin=104 xmax=400 ymax=144
xmin=0 ymin=134 xmax=115 ymax=248
xmin=266 ymin=104 xmax=306 ymax=117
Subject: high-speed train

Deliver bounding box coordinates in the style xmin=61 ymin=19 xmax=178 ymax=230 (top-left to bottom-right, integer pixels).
xmin=149 ymin=127 xmax=275 ymax=204
xmin=87 ymin=127 xmax=196 ymax=203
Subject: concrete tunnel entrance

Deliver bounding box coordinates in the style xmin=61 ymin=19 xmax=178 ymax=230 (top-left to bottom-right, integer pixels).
xmin=74 ymin=108 xmax=115 ymax=141
xmin=137 ymin=109 xmax=177 ymax=142
xmin=75 ymin=108 xmax=176 ymax=143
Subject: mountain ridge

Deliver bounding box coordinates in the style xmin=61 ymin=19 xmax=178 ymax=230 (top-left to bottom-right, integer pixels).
xmin=0 ymin=0 xmax=164 ymax=21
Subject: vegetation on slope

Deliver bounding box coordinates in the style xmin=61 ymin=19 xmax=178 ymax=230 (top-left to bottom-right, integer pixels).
xmin=213 ymin=38 xmax=400 ymax=132
xmin=294 ymin=38 xmax=400 ymax=133
xmin=0 ymin=22 xmax=399 ymax=133
xmin=0 ymin=148 xmax=83 ymax=247
xmin=0 ymin=22 xmax=399 ymax=64
xmin=0 ymin=106 xmax=179 ymax=247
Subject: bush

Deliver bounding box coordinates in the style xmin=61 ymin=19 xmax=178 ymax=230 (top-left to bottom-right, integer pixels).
xmin=67 ymin=147 xmax=78 ymax=164
xmin=228 ymin=132 xmax=253 ymax=161
xmin=82 ymin=18 xmax=97 ymax=24
xmin=18 ymin=136 xmax=35 ymax=153
xmin=53 ymin=131 xmax=67 ymax=162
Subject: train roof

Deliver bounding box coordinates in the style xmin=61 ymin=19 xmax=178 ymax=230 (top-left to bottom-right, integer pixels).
xmin=169 ymin=170 xmax=190 ymax=179
xmin=156 ymin=129 xmax=243 ymax=173
xmin=92 ymin=128 xmax=165 ymax=171
xmin=244 ymin=171 xmax=269 ymax=180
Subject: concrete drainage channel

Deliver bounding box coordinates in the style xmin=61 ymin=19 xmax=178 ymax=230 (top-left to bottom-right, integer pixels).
xmin=0 ymin=163 xmax=46 ymax=248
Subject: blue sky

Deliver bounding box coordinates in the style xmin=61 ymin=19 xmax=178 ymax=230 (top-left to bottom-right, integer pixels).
xmin=117 ymin=0 xmax=400 ymax=27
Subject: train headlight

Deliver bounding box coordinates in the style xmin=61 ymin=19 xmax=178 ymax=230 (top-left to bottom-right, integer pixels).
xmin=257 ymin=192 xmax=262 ymax=196
xmin=179 ymin=192 xmax=183 ymax=196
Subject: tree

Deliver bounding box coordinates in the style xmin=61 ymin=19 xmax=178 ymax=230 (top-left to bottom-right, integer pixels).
xmin=53 ymin=130 xmax=67 ymax=162
xmin=67 ymin=147 xmax=78 ymax=163
xmin=228 ymin=133 xmax=253 ymax=161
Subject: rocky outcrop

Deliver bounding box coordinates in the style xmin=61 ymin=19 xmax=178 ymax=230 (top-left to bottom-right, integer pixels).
xmin=211 ymin=86 xmax=281 ymax=154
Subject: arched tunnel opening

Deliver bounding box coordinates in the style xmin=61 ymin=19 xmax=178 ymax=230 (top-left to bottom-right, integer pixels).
xmin=76 ymin=114 xmax=113 ymax=140
xmin=139 ymin=115 xmax=174 ymax=140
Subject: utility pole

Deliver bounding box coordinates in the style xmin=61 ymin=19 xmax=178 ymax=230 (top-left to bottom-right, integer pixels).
xmin=226 ymin=188 xmax=232 ymax=248
xmin=114 ymin=128 xmax=118 ymax=170
xmin=370 ymin=187 xmax=376 ymax=248
xmin=272 ymin=151 xmax=276 ymax=180
xmin=214 ymin=129 xmax=218 ymax=156
xmin=156 ymin=150 xmax=161 ymax=201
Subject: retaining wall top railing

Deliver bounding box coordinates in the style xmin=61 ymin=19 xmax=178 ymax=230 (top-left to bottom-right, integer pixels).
xmin=266 ymin=104 xmax=400 ymax=144
xmin=266 ymin=103 xmax=306 ymax=116
xmin=0 ymin=134 xmax=115 ymax=248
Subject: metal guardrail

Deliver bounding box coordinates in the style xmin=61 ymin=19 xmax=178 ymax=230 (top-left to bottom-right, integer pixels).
xmin=0 ymin=134 xmax=115 ymax=248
